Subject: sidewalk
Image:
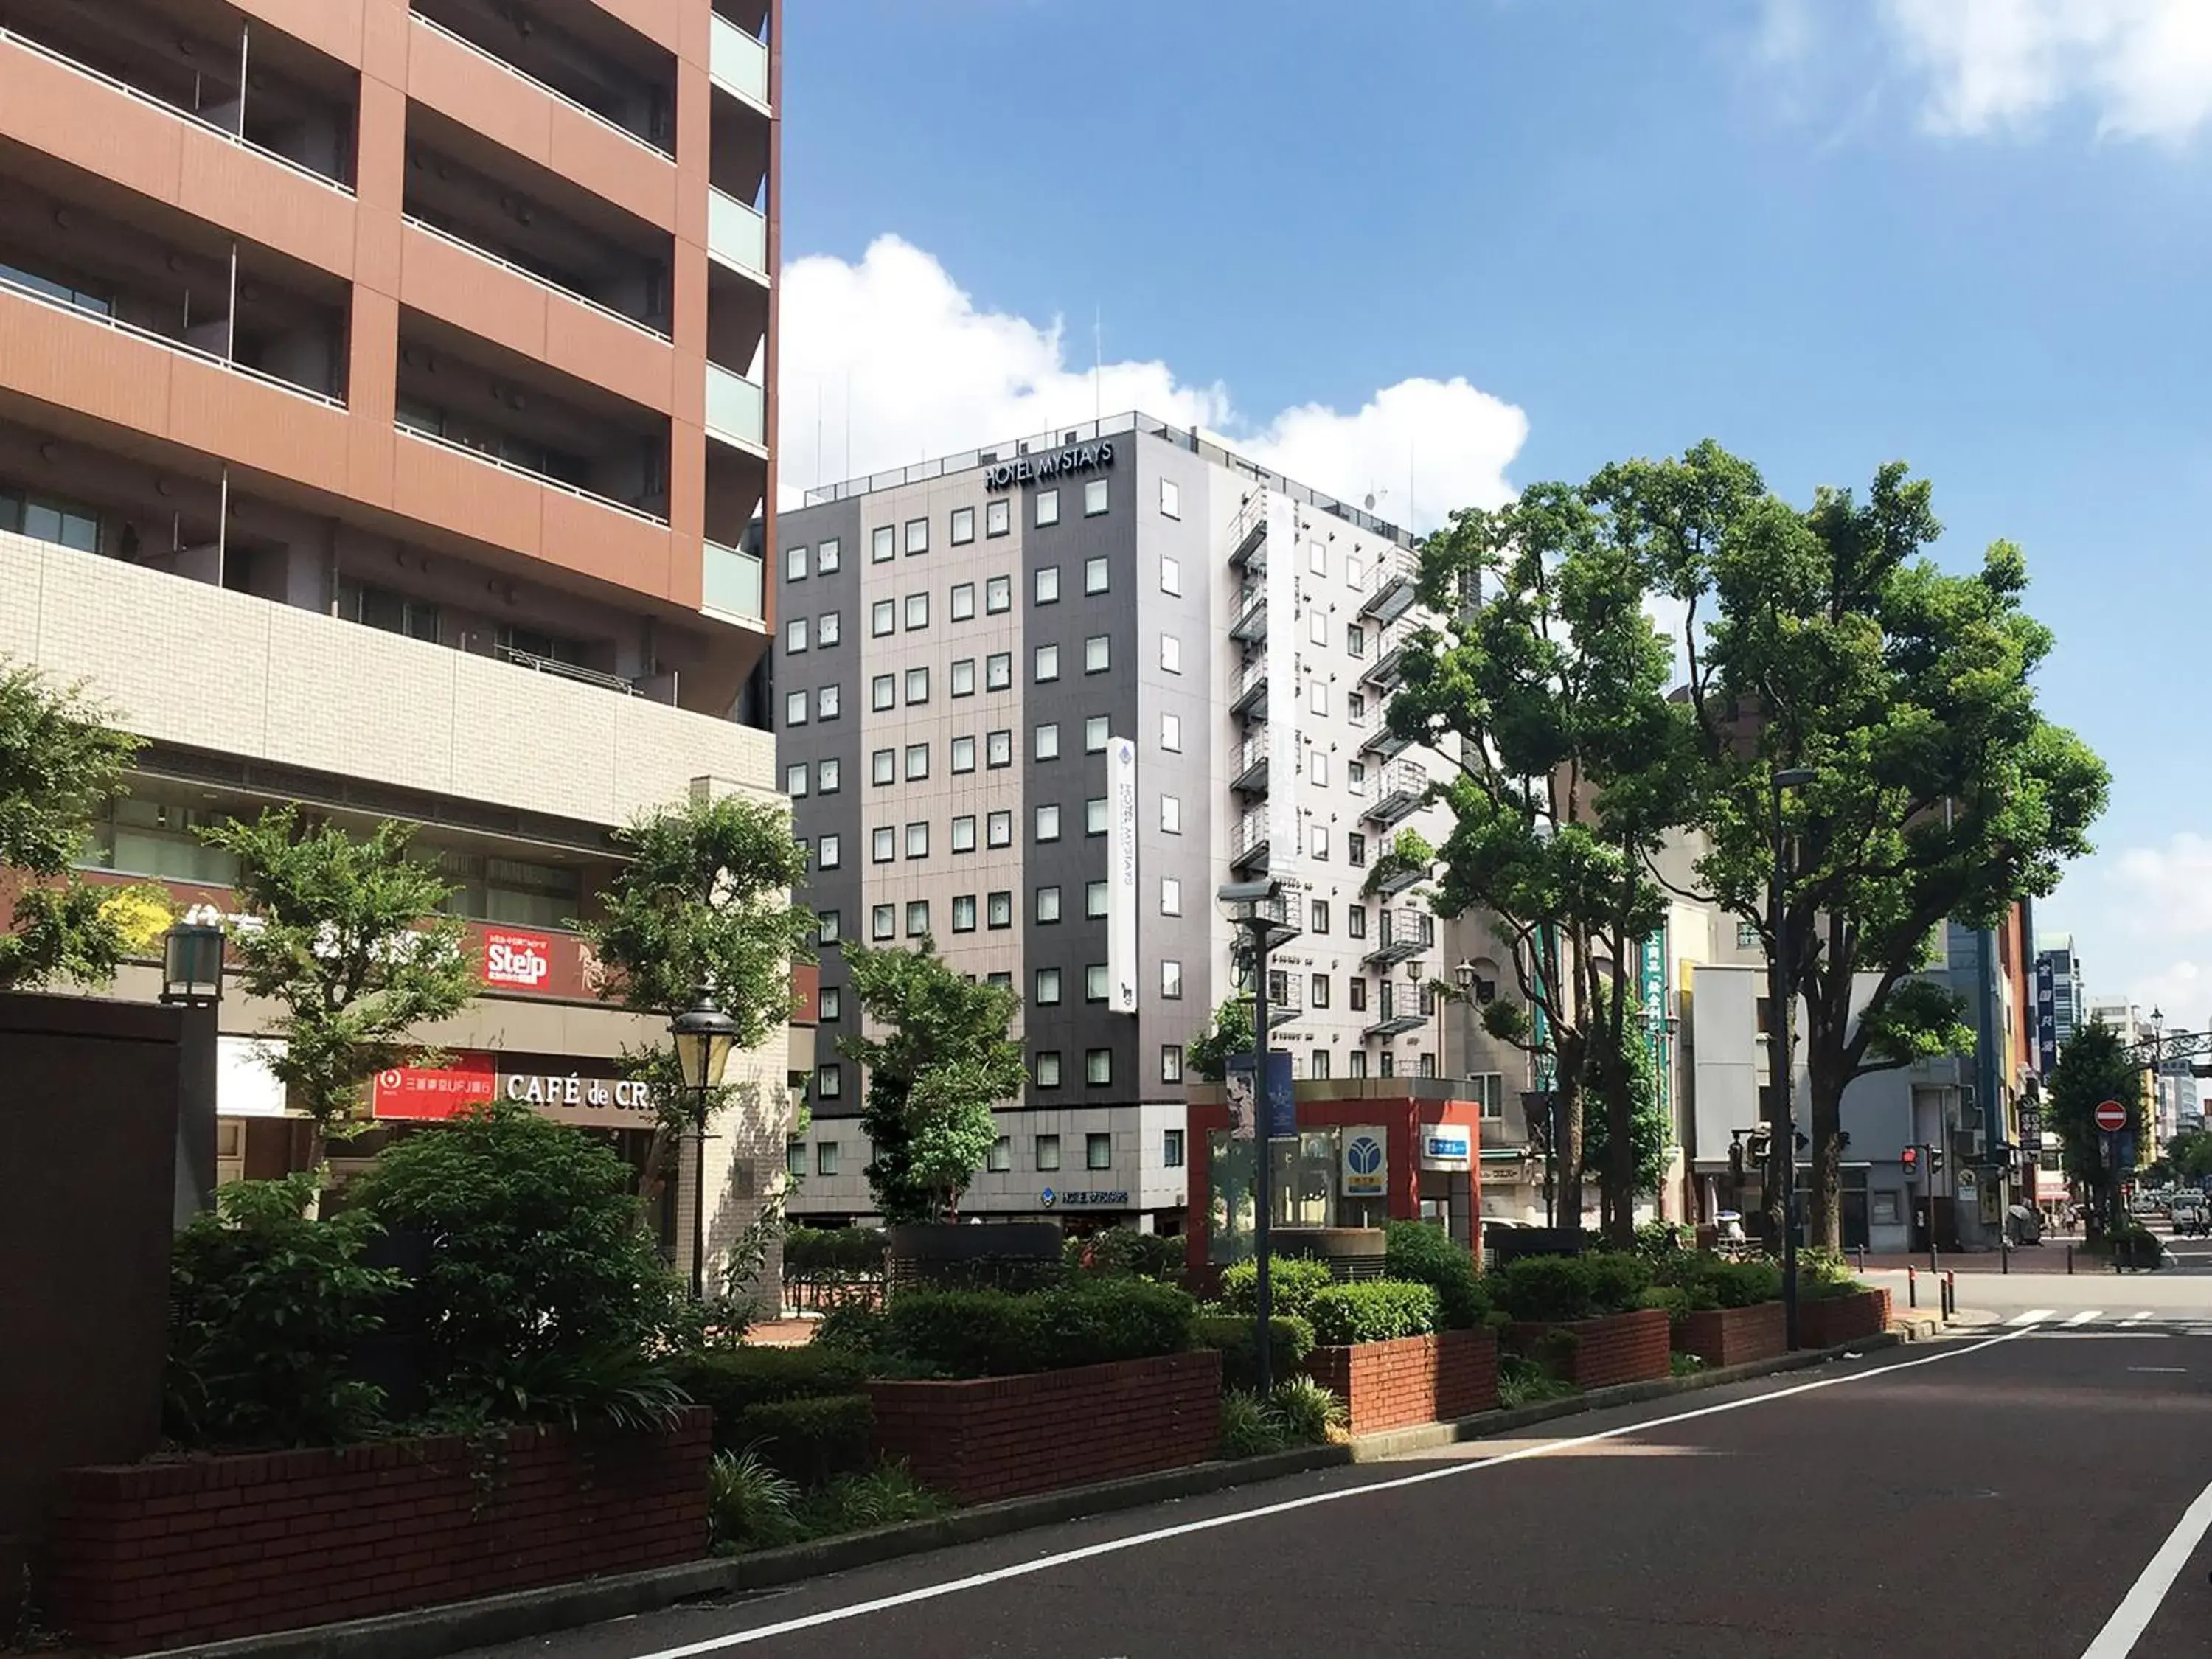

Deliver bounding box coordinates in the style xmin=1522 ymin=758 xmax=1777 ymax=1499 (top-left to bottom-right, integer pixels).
xmin=1859 ymin=1246 xmax=2101 ymax=1275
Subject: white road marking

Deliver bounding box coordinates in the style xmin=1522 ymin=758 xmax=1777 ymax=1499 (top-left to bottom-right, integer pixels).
xmin=2121 ymin=1312 xmax=2153 ymax=1326
xmin=2062 ymin=1310 xmax=2104 ymax=1327
xmin=627 ymin=1327 xmax=2042 ymax=1657
xmin=2079 ymin=1476 xmax=2212 ymax=1658
xmin=2009 ymin=1309 xmax=2057 ymax=1326
xmin=2126 ymin=1367 xmax=2188 ymax=1374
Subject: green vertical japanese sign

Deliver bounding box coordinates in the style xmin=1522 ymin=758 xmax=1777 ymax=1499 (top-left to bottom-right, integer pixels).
xmin=1640 ymin=926 xmax=1669 ymax=1119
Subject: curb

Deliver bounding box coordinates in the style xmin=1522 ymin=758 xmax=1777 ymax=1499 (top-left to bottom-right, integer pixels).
xmin=147 ymin=1335 xmax=1903 ymax=1659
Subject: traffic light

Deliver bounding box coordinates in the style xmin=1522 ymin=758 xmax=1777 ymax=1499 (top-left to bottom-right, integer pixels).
xmin=1901 ymin=1145 xmax=1919 ymax=1177
xmin=1930 ymin=1147 xmax=1947 ymax=1176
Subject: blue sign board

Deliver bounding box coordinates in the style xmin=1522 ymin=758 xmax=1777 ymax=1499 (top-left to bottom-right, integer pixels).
xmin=1225 ymin=1050 xmax=1298 ymax=1138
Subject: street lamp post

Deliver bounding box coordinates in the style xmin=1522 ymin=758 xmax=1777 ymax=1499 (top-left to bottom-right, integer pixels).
xmin=671 ymin=995 xmax=739 ymax=1301
xmin=1770 ymin=766 xmax=1815 ymax=1352
xmin=1220 ymin=877 xmax=1286 ymax=1394
xmin=161 ymin=921 xmax=229 ymax=1221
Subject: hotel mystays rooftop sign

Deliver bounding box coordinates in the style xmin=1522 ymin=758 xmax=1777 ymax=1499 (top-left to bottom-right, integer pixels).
xmin=984 ymin=440 xmax=1115 ymax=492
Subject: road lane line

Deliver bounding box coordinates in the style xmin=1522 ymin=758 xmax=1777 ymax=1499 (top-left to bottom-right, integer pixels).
xmin=2062 ymin=1310 xmax=2104 ymax=1327
xmin=2122 ymin=1312 xmax=2152 ymax=1326
xmin=631 ymin=1326 xmax=2043 ymax=1656
xmin=2010 ymin=1309 xmax=2057 ymax=1325
xmin=2079 ymin=1475 xmax=2212 ymax=1658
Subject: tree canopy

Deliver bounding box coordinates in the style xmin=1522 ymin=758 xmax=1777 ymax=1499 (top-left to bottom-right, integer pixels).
xmin=1186 ymin=997 xmax=1257 ymax=1083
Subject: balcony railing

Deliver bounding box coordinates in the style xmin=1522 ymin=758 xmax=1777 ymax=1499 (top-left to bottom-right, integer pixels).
xmin=1363 ymin=760 xmax=1428 ymax=829
xmin=1230 ymin=811 xmax=1271 ymax=874
xmin=494 ymin=644 xmax=639 ymax=695
xmin=707 ymin=187 xmax=770 ymax=282
xmin=1355 ymin=703 xmax=1412 ymax=760
xmin=0 ymin=267 xmax=345 ymax=408
xmin=1231 ymin=733 xmax=1270 ymax=796
xmin=1360 ymin=546 xmax=1421 ymax=626
xmin=395 ymin=425 xmax=669 ymax=526
xmin=414 ymin=13 xmax=674 ymax=160
xmin=1230 ymin=658 xmax=1270 ymax=720
xmin=402 ymin=215 xmax=671 ymax=341
xmin=1226 ymin=493 xmax=1269 ymax=571
xmin=702 ymin=539 xmax=765 ymax=625
xmin=0 ymin=25 xmax=355 ymax=195
xmin=1365 ymin=906 xmax=1435 ymax=967
xmin=1362 ymin=628 xmax=1412 ymax=691
xmin=706 ymin=362 xmax=768 ymax=451
xmin=709 ymin=13 xmax=771 ymax=107
xmin=1233 ymin=966 xmax=1304 ymax=1026
xmin=1228 ymin=585 xmax=1268 ymax=644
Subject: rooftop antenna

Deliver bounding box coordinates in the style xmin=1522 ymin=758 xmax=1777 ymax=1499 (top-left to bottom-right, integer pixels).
xmin=1093 ymin=305 xmax=1102 ymax=422
xmin=844 ymin=366 xmax=852 ymax=481
xmin=815 ymin=381 xmax=823 ymax=490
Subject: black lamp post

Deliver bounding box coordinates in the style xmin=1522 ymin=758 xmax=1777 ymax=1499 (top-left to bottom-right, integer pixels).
xmin=671 ymin=995 xmax=738 ymax=1299
xmin=159 ymin=922 xmax=226 ymax=1007
xmin=1220 ymin=877 xmax=1288 ymax=1393
xmin=1770 ymin=766 xmax=1815 ymax=1351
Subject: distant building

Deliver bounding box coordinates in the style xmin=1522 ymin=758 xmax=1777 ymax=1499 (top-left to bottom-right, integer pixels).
xmin=2034 ymin=936 xmax=2085 ymax=1077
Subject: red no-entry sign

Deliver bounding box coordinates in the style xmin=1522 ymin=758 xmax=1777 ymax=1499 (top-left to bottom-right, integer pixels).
xmin=2095 ymin=1099 xmax=2128 ymax=1133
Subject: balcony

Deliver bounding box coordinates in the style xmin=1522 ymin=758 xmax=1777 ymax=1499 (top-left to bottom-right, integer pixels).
xmin=1230 ymin=658 xmax=1270 ymax=720
xmin=1231 ymin=734 xmax=1270 ymax=796
xmin=1360 ymin=546 xmax=1421 ymax=626
xmin=1230 ymin=811 xmax=1271 ymax=875
xmin=1363 ymin=760 xmax=1429 ymax=830
xmin=1362 ymin=629 xmax=1412 ymax=692
xmin=1228 ymin=585 xmax=1269 ymax=645
xmin=706 ymin=362 xmax=768 ymax=454
xmin=709 ymin=12 xmax=772 ymax=111
xmin=1363 ymin=995 xmax=1427 ymax=1041
xmin=1227 ymin=492 xmax=1268 ymax=572
xmin=1365 ymin=907 xmax=1436 ymax=968
xmin=1233 ymin=967 xmax=1304 ymax=1027
xmin=703 ymin=540 xmax=765 ymax=627
xmin=414 ymin=1 xmax=675 ymax=158
xmin=1356 ymin=704 xmax=1413 ymax=760
xmin=708 ymin=188 xmax=769 ymax=284
xmin=1366 ymin=843 xmax=1430 ymax=901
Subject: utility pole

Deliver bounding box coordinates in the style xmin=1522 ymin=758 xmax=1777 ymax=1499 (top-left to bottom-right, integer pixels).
xmin=1770 ymin=767 xmax=1814 ymax=1352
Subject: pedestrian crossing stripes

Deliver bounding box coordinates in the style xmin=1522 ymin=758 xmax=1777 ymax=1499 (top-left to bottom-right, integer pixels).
xmin=2000 ymin=1308 xmax=2212 ymax=1338
xmin=2008 ymin=1309 xmax=2058 ymax=1325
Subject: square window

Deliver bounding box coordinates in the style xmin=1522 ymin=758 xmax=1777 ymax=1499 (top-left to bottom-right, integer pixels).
xmin=987 ymin=575 xmax=1012 ymax=613
xmin=987 ymin=1134 xmax=1012 ymax=1172
xmin=872 ymin=525 xmax=895 ymax=563
xmin=872 ymin=675 xmax=895 ymax=712
xmin=1161 ymin=794 xmax=1182 ymax=835
xmin=987 ymin=498 xmax=1011 ymax=537
xmin=818 ymin=832 xmax=841 ymax=869
xmin=1036 ymin=1127 xmax=1062 ymax=1164
xmin=905 ymin=900 xmax=928 ymax=937
xmin=818 ymin=757 xmax=841 ymax=793
xmin=905 ymin=743 xmax=929 ymax=780
xmin=873 ymin=827 xmax=895 ymax=863
xmin=1086 ymin=1048 xmax=1112 ymax=1085
xmin=951 ymin=582 xmax=977 ymax=621
xmin=1160 ymin=555 xmax=1182 ymax=596
xmin=1086 ymin=964 xmax=1108 ymax=1002
xmin=953 ymin=894 xmax=978 ymax=933
xmin=1037 ymin=489 xmax=1060 ymax=527
xmin=1035 ymin=644 xmax=1060 ymax=682
xmin=1159 ymin=478 xmax=1181 ymax=520
xmin=817 ymin=1138 xmax=840 ymax=1174
xmin=1312 ymin=824 xmax=1329 ymax=858
xmin=818 ymin=984 xmax=842 ymax=1020
xmin=1085 ymin=717 xmax=1109 ymax=752
xmin=1161 ymin=712 xmax=1182 ymax=752
xmin=986 ymin=652 xmax=1012 ymax=691
xmin=1084 ymin=635 xmax=1110 ymax=673
xmin=1035 ymin=967 xmax=1062 ymax=1006
xmin=905 ymin=667 xmax=929 ymax=705
xmin=1035 ymin=566 xmax=1060 ymax=605
xmin=906 ymin=592 xmax=929 ymax=630
xmin=1086 ymin=796 xmax=1107 ymax=835
xmin=906 ymin=821 xmax=928 ymax=859
xmin=818 ymin=909 xmax=841 ymax=944
xmin=871 ymin=903 xmax=894 ymax=940
xmin=987 ymin=729 xmax=1013 ymax=768
xmin=1035 ymin=804 xmax=1062 ymax=843
xmin=785 ymin=690 xmax=807 ymax=727
xmin=1349 ymin=832 xmax=1367 ymax=866
xmin=1036 ymin=884 xmax=1062 ymax=922
xmin=1310 ymin=678 xmax=1329 ymax=717
xmin=818 ymin=684 xmax=841 ymax=720
xmin=1035 ymin=721 xmax=1060 ymax=759
xmin=1087 ymin=1132 xmax=1112 ymax=1169
xmin=872 ymin=748 xmax=895 ymax=786
xmin=818 ymin=538 xmax=841 ymax=574
xmin=1163 ymin=1127 xmax=1186 ymax=1166
xmin=785 ymin=616 xmax=808 ymax=653
xmin=1310 ymin=900 xmax=1330 ymax=934
xmin=1312 ymin=975 xmax=1331 ymax=1009
xmin=785 ymin=762 xmax=808 ymax=797
xmin=988 ymin=890 xmax=1013 ymax=928
xmin=872 ymin=599 xmax=894 ymax=637
xmin=1737 ymin=919 xmax=1761 ymax=948
xmin=786 ymin=544 xmax=808 ymax=582
xmin=1161 ymin=877 xmax=1182 ymax=916
xmin=987 ymin=811 xmax=1012 ymax=848
xmin=952 ymin=815 xmax=977 ymax=852
xmin=951 ymin=506 xmax=976 ymax=545
xmin=1086 ymin=880 xmax=1108 ymax=919
xmin=905 ymin=517 xmax=928 ymax=555
xmin=1084 ymin=479 xmax=1109 ymax=518
xmin=1161 ymin=633 xmax=1182 ymax=674
xmin=1161 ymin=959 xmax=1183 ymax=999
xmin=818 ymin=611 xmax=841 ymax=647
xmin=1085 ymin=555 xmax=1108 ymax=594
xmin=950 ymin=658 xmax=976 ymax=698
xmin=952 ymin=736 xmax=976 ymax=774
xmin=786 ymin=1137 xmax=806 ymax=1177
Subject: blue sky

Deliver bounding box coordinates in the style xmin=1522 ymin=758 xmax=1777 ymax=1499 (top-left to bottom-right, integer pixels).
xmin=774 ymin=0 xmax=2212 ymax=1023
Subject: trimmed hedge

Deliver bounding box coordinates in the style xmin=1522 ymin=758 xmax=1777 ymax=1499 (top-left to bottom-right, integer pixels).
xmin=1650 ymin=1252 xmax=1783 ymax=1311
xmin=1305 ymin=1280 xmax=1440 ymax=1347
xmin=782 ymin=1227 xmax=889 ymax=1277
xmin=884 ymin=1278 xmax=1197 ymax=1379
xmin=720 ymin=1394 xmax=874 ymax=1487
xmin=663 ymin=1346 xmax=872 ymax=1424
xmin=1217 ymin=1257 xmax=1335 ymax=1320
xmin=1492 ymin=1252 xmax=1654 ymax=1324
xmin=1382 ymin=1221 xmax=1492 ymax=1329
xmin=1194 ymin=1314 xmax=1318 ymax=1392
xmin=1065 ymin=1228 xmax=1186 ymax=1283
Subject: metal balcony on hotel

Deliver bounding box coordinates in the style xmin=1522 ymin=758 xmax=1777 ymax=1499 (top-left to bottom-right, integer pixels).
xmin=1228 ymin=585 xmax=1269 ymax=645
xmin=1227 ymin=493 xmax=1268 ymax=572
xmin=1359 ymin=546 xmax=1421 ymax=627
xmin=1362 ymin=760 xmax=1428 ymax=830
xmin=1230 ymin=658 xmax=1270 ymax=720
xmin=1230 ymin=734 xmax=1270 ymax=796
xmin=1365 ymin=907 xmax=1435 ymax=968
xmin=1366 ymin=847 xmax=1430 ymax=901
xmin=1363 ymin=1003 xmax=1427 ymax=1040
xmin=1233 ymin=967 xmax=1304 ymax=1026
xmin=1350 ymin=704 xmax=1412 ymax=761
xmin=1229 ymin=810 xmax=1271 ymax=874
xmin=1361 ymin=629 xmax=1412 ymax=692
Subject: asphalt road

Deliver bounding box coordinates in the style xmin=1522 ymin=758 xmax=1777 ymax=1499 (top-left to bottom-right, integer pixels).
xmin=474 ymin=1324 xmax=2212 ymax=1659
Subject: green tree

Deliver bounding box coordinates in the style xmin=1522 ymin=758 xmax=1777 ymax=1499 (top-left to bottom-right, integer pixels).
xmin=1186 ymin=996 xmax=1257 ymax=1083
xmin=1390 ymin=481 xmax=1693 ymax=1246
xmin=2164 ymin=1124 xmax=2212 ymax=1186
xmin=840 ymin=938 xmax=1024 ymax=1223
xmin=1579 ymin=1018 xmax=1671 ymax=1234
xmin=0 ymin=662 xmax=147 ymax=990
xmin=201 ymin=808 xmax=478 ymax=1143
xmin=2046 ymin=1019 xmax=2145 ymax=1244
xmin=1360 ymin=827 xmax=1439 ymax=901
xmin=1596 ymin=442 xmax=2109 ymax=1249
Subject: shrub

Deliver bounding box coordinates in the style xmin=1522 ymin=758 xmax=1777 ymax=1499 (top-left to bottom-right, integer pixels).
xmin=1217 ymin=1381 xmax=1343 ymax=1457
xmin=723 ymin=1394 xmax=874 ymax=1487
xmin=1268 ymin=1376 xmax=1347 ymax=1444
xmin=1670 ymin=1352 xmax=1708 ymax=1377
xmin=1492 ymin=1253 xmax=1652 ymax=1324
xmin=2115 ymin=1225 xmax=2167 ymax=1271
xmin=1065 ymin=1228 xmax=1186 ymax=1284
xmin=1796 ymin=1247 xmax=1874 ymax=1302
xmin=1582 ymin=1250 xmax=1654 ymax=1312
xmin=1382 ymin=1221 xmax=1492 ymax=1329
xmin=1192 ymin=1314 xmax=1316 ymax=1392
xmin=1497 ymin=1353 xmax=1576 ymax=1408
xmin=801 ymin=1464 xmax=950 ymax=1533
xmin=1634 ymin=1220 xmax=1690 ymax=1262
xmin=884 ymin=1278 xmax=1195 ymax=1378
xmin=782 ymin=1227 xmax=889 ymax=1279
xmin=1305 ymin=1280 xmax=1441 ymax=1346
xmin=812 ymin=1302 xmax=891 ymax=1357
xmin=1649 ymin=1252 xmax=1782 ymax=1311
xmin=165 ymin=1174 xmax=403 ymax=1449
xmin=664 ymin=1346 xmax=872 ymax=1419
xmin=709 ymin=1448 xmax=803 ymax=1554
xmin=1635 ymin=1286 xmax=1691 ymax=1322
xmin=1217 ymin=1256 xmax=1335 ymax=1320
xmin=1218 ymin=1388 xmax=1285 ymax=1458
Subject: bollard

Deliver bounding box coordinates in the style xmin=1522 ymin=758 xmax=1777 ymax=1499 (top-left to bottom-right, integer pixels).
xmin=1855 ymin=1244 xmax=1867 ymax=1274
xmin=1945 ymin=1270 xmax=1956 ymax=1321
xmin=2066 ymin=1242 xmax=2074 ymax=1276
xmin=1907 ymin=1265 xmax=1918 ymax=1309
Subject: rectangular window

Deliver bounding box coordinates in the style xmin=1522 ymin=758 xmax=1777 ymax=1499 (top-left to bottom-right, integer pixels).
xmin=1161 ymin=555 xmax=1182 ymax=596
xmin=1036 ymin=1055 xmax=1063 ymax=1091
xmin=1037 ymin=489 xmax=1060 ymax=527
xmin=987 ymin=498 xmax=1011 ymax=538
xmin=1161 ymin=1046 xmax=1184 ymax=1085
xmin=987 ymin=811 xmax=1012 ymax=848
xmin=1085 ymin=717 xmax=1110 ymax=752
xmin=1310 ymin=608 xmax=1328 ymax=647
xmin=872 ymin=827 xmax=895 ymax=863
xmin=1311 ymin=900 xmax=1330 ymax=934
xmin=1311 ymin=751 xmax=1328 ymax=787
xmin=1086 ymin=796 xmax=1107 ymax=835
xmin=1161 ymin=877 xmax=1182 ymax=916
xmin=1346 ymin=624 xmax=1366 ymax=657
xmin=952 ymin=815 xmax=977 ymax=852
xmin=1348 ymin=760 xmax=1367 ymax=796
xmin=818 ymin=1140 xmax=841 ymax=1175
xmin=987 ymin=575 xmax=1012 ymax=613
xmin=1035 ymin=721 xmax=1061 ymax=759
xmin=1348 ymin=1050 xmax=1368 ymax=1079
xmin=1312 ymin=824 xmax=1329 ymax=859
xmin=1737 ymin=919 xmax=1761 ymax=948
xmin=1159 ymin=479 xmax=1181 ymax=520
xmin=1161 ymin=794 xmax=1182 ymax=835
xmin=1087 ymin=1132 xmax=1113 ymax=1169
xmin=1086 ymin=880 xmax=1108 ymax=919
xmin=1036 ymin=884 xmax=1062 ymax=922
xmin=872 ymin=675 xmax=894 ymax=712
xmin=818 ymin=910 xmax=841 ymax=944
xmin=952 ymin=736 xmax=977 ymax=774
xmin=987 ymin=729 xmax=1012 ymax=768
xmin=1086 ymin=1048 xmax=1112 ymax=1085
xmin=905 ymin=743 xmax=929 ymax=781
xmin=871 ymin=599 xmax=894 ymax=637
xmin=905 ymin=900 xmax=929 ymax=937
xmin=785 ymin=616 xmax=807 ymax=653
xmin=1035 ymin=644 xmax=1060 ymax=682
xmin=871 ymin=904 xmax=894 ymax=941
xmin=952 ymin=582 xmax=977 ymax=621
xmin=905 ymin=821 xmax=929 ymax=859
xmin=818 ymin=684 xmax=841 ymax=720
xmin=951 ymin=658 xmax=976 ymax=698
xmin=787 ymin=1137 xmax=806 ymax=1177
xmin=1349 ymin=905 xmax=1368 ymax=939
xmin=1310 ymin=1050 xmax=1331 ymax=1081
xmin=1310 ymin=539 xmax=1327 ymax=576
xmin=905 ymin=517 xmax=928 ymax=555
xmin=1161 ymin=712 xmax=1182 ymax=752
xmin=906 ymin=592 xmax=929 ymax=630
xmin=785 ymin=690 xmax=807 ymax=727
xmin=785 ymin=762 xmax=808 ymax=797
xmin=1085 ymin=964 xmax=1107 ymax=1003
xmin=1161 ymin=959 xmax=1183 ymax=1000
xmin=1349 ymin=977 xmax=1368 ymax=1012
xmin=905 ymin=667 xmax=930 ymax=705
xmin=818 ymin=984 xmax=842 ymax=1021
xmin=787 ymin=543 xmax=807 ymax=582
xmin=872 ymin=525 xmax=895 ymax=563
xmin=1035 ymin=566 xmax=1060 ymax=605
xmin=816 ymin=606 xmax=841 ymax=646
xmin=1349 ymin=832 xmax=1368 ymax=867
xmin=818 ymin=757 xmax=842 ymax=793
xmin=1161 ymin=633 xmax=1182 ymax=674
xmin=988 ymin=890 xmax=1013 ymax=928
xmin=951 ymin=506 xmax=976 ymax=545
xmin=1037 ymin=1127 xmax=1063 ymax=1166
xmin=818 ymin=832 xmax=841 ymax=869
xmin=1085 ymin=635 xmax=1110 ymax=673
xmin=1035 ymin=804 xmax=1062 ymax=843
xmin=987 ymin=652 xmax=1012 ymax=691
xmin=1084 ymin=479 xmax=1109 ymax=518
xmin=872 ymin=748 xmax=896 ymax=786
xmin=1311 ymin=975 xmax=1330 ymax=1009
xmin=987 ymin=1134 xmax=1012 ymax=1172
xmin=1085 ymin=555 xmax=1109 ymax=594
xmin=1418 ymin=1052 xmax=1437 ymax=1078
xmin=1474 ymin=1074 xmax=1505 ymax=1120
xmin=1035 ymin=967 xmax=1062 ymax=1006
xmin=952 ymin=894 xmax=977 ymax=933
xmin=1310 ymin=678 xmax=1329 ymax=717
xmin=818 ymin=538 xmax=841 ymax=574
xmin=1347 ymin=555 xmax=1364 ymax=589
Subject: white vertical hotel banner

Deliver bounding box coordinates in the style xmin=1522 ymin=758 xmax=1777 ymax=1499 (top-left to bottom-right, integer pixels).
xmin=1264 ymin=492 xmax=1299 ymax=874
xmin=1108 ymin=734 xmax=1139 ymax=1013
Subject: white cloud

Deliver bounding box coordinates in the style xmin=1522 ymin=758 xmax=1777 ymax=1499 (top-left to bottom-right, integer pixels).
xmin=777 ymin=235 xmax=1526 ymax=528
xmin=2112 ymin=833 xmax=2212 ymax=939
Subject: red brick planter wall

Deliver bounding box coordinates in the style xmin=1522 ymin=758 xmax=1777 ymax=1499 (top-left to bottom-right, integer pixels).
xmin=44 ymin=1409 xmax=711 ymax=1654
xmin=1793 ymin=1287 xmax=1892 ymax=1350
xmin=869 ymin=1350 xmax=1220 ymax=1506
xmin=1506 ymin=1308 xmax=1674 ymax=1391
xmin=1675 ymin=1303 xmax=1787 ymax=1369
xmin=1301 ymin=1329 xmax=1499 ymax=1436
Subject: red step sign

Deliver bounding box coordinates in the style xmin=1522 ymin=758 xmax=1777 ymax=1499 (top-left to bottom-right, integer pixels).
xmin=2094 ymin=1099 xmax=2128 ymax=1133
